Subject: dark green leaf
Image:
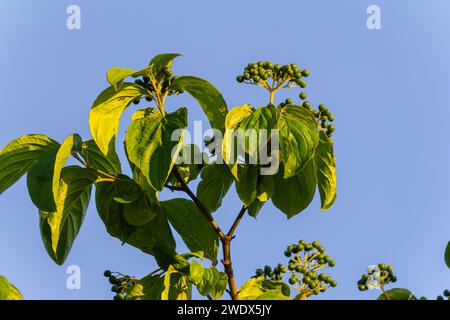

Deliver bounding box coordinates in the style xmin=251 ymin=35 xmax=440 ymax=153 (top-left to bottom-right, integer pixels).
xmin=172 ymin=76 xmax=228 ymax=132
xmin=162 ymin=198 xmax=219 ymax=263
xmin=235 ymin=165 xmax=258 ymax=207
xmin=272 ymin=161 xmax=316 ymax=218
xmin=196 ymin=164 xmax=234 ymax=213
xmin=445 ymin=241 xmax=450 ymax=269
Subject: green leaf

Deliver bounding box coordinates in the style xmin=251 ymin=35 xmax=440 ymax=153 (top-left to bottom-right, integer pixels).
xmin=161 ymin=265 xmax=191 ymax=300
xmin=377 ymin=288 xmax=414 ymax=300
xmin=27 ymin=134 xmax=82 ymax=212
xmin=196 ymin=164 xmax=234 ymax=213
xmin=0 ymin=275 xmax=23 ymax=300
xmin=89 ymin=83 xmax=147 ymax=156
xmin=172 ymin=76 xmax=228 ymax=132
xmin=222 ymin=104 xmax=254 ymax=176
xmin=95 ymin=181 xmax=137 ymax=242
xmin=39 ymin=166 xmax=97 ymax=265
xmin=148 ymin=53 xmax=181 ymax=77
xmin=277 ymin=106 xmax=319 ymax=178
xmin=315 ymin=132 xmax=337 ymax=210
xmin=81 ymin=140 xmax=121 ymax=175
xmin=445 ymin=241 xmax=450 ymax=269
xmin=123 ymin=194 xmax=158 ymax=226
xmin=96 ymin=182 xmax=176 ymax=268
xmin=235 ymin=165 xmax=258 ymax=207
xmin=140 ymin=274 xmax=165 ymax=300
xmin=272 ymin=161 xmax=316 ymax=219
xmin=162 ymin=198 xmax=219 ymax=263
xmin=0 ymin=134 xmax=59 ymax=195
xmin=237 ymin=276 xmax=291 ymax=300
xmin=237 ymin=104 xmax=277 ymax=158
xmin=168 ymin=144 xmax=204 ymax=187
xmin=106 ymin=67 xmax=137 ymax=92
xmin=126 ymin=107 xmax=187 ymax=191
xmin=96 ymin=182 xmax=176 ymax=266
xmin=189 ymin=261 xmax=227 ymax=300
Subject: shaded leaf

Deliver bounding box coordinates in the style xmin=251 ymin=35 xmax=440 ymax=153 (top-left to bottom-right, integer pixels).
xmin=445 ymin=241 xmax=450 ymax=269
xmin=162 ymin=198 xmax=218 ymax=263
xmin=196 ymin=164 xmax=234 ymax=213
xmin=81 ymin=139 xmax=121 ymax=175
xmin=272 ymin=161 xmax=316 ymax=219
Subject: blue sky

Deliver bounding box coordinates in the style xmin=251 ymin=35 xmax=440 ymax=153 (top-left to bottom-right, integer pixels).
xmin=1 ymin=0 xmax=450 ymax=300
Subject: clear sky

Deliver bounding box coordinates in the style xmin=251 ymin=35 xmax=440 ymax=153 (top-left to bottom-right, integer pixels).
xmin=1 ymin=0 xmax=450 ymax=300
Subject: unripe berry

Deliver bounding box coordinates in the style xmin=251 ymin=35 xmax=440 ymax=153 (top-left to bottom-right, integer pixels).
xmin=284 ymin=250 xmax=291 ymax=257
xmin=236 ymin=75 xmax=244 ymax=83
xmin=104 ymin=270 xmax=112 ymax=277
xmin=298 ymin=80 xmax=307 ymax=88
xmin=289 ymin=277 xmax=296 ymax=285
xmin=330 ymin=280 xmax=337 ymax=287
xmin=327 ymin=125 xmax=335 ymax=133
xmin=299 ymin=92 xmax=307 ymax=100
xmin=302 ymin=69 xmax=310 ymax=77
xmin=285 ymin=98 xmax=293 ymax=105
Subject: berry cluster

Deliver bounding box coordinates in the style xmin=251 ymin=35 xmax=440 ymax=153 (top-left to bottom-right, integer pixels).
xmin=437 ymin=289 xmax=450 ymax=300
xmin=357 ymin=263 xmax=397 ymax=291
xmin=255 ymin=240 xmax=337 ymax=299
xmin=132 ymin=66 xmax=181 ymax=105
xmin=236 ymin=61 xmax=308 ymax=88
xmin=103 ymin=269 xmax=137 ymax=300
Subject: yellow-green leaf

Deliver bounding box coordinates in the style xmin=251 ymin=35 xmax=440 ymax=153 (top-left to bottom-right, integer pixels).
xmin=315 ymin=132 xmax=337 ymax=210
xmin=0 ymin=275 xmax=23 ymax=300
xmin=89 ymin=83 xmax=147 ymax=156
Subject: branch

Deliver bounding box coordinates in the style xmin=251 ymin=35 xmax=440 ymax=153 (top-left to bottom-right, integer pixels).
xmin=172 ymin=166 xmax=226 ymax=240
xmin=227 ymin=205 xmax=247 ymax=238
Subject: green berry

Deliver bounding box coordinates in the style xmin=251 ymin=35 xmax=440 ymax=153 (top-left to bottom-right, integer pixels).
xmin=318 ymin=104 xmax=326 ymax=111
xmin=324 ymin=109 xmax=332 ymax=118
xmin=104 ymin=270 xmax=112 ymax=277
xmin=299 ymin=92 xmax=307 ymax=100
xmin=236 ymin=75 xmax=244 ymax=83
xmin=295 ymin=265 xmax=302 ymax=272
xmin=264 ymin=266 xmax=272 ymax=274
xmin=298 ymin=80 xmax=307 ymax=88
xmin=324 ymin=276 xmax=332 ymax=284
xmin=253 ymin=75 xmax=260 ymax=82
xmin=328 ymin=260 xmax=336 ymax=267
xmin=133 ymin=99 xmax=140 ymax=105
xmin=358 ymin=285 xmax=367 ymax=291
xmin=444 ymin=289 xmax=450 ymax=297
xmin=296 ymin=244 xmax=304 ymax=252
xmin=328 ymin=115 xmax=335 ymax=121
xmin=318 ymin=274 xmax=326 ymax=281
xmin=109 ymin=276 xmax=117 ymax=285
xmin=327 ymin=125 xmax=335 ymax=133
xmin=289 ymin=277 xmax=296 ymax=285
xmin=387 ymin=265 xmax=393 ymax=272
xmin=114 ymin=293 xmax=125 ymax=300
xmin=312 ymin=240 xmax=320 ymax=248
xmin=284 ymin=250 xmax=291 ymax=257
xmin=390 ymin=276 xmax=397 ymax=283
xmin=302 ymin=69 xmax=310 ymax=77
xmin=288 ymin=263 xmax=295 ymax=271
xmin=291 ymin=246 xmax=299 ymax=254
xmin=285 ymin=98 xmax=293 ymax=105
xmin=255 ymin=268 xmax=264 ymax=276
xmin=378 ymin=263 xmax=387 ymax=271
xmin=330 ymin=280 xmax=337 ymax=287
xmin=111 ymin=285 xmax=120 ymax=293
